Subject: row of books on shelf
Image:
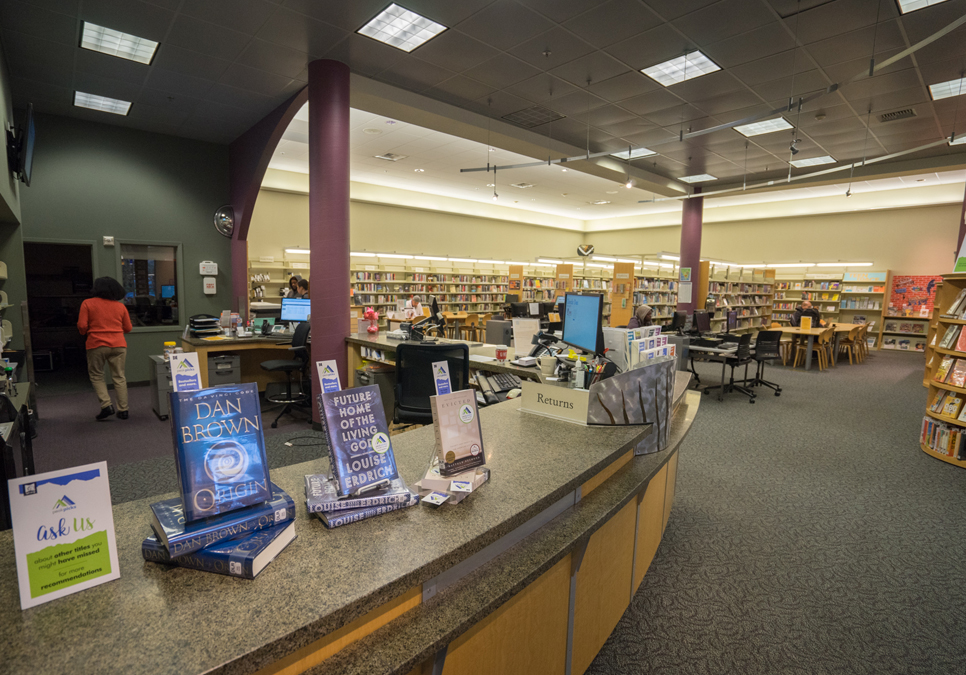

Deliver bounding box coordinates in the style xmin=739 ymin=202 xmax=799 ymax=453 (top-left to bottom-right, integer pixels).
xmin=943 ymin=288 xmax=966 ymax=320
xmin=776 ymin=281 xmax=841 ymax=291
xmin=708 ymin=283 xmax=773 ymax=293
xmin=920 ymin=415 xmax=966 ymax=459
xmin=843 ymin=285 xmax=885 ymax=293
xmin=522 ymin=290 xmax=555 ymax=300
xmin=929 ymin=390 xmax=966 ymax=419
xmin=841 ymin=298 xmax=881 ymax=309
xmin=937 ymin=324 xmax=966 ymax=350
xmin=633 ymin=292 xmax=676 ymax=305
xmin=934 ymin=355 xmax=966 ymax=385
xmin=635 ymin=280 xmax=676 ymax=292
xmin=801 ymin=292 xmax=839 ymax=301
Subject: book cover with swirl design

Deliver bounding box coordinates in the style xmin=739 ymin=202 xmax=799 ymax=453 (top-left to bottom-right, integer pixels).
xmin=170 ymin=383 xmax=271 ymax=523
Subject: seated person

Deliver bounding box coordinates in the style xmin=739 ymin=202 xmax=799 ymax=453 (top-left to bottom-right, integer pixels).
xmin=627 ymin=304 xmax=653 ymax=329
xmin=296 ymin=278 xmax=309 ymax=298
xmin=790 ymin=300 xmax=825 ymax=327
xmin=405 ymin=295 xmax=424 ymax=319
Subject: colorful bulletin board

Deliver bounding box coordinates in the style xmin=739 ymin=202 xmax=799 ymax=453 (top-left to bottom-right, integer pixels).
xmin=887 ymin=274 xmax=942 ymax=317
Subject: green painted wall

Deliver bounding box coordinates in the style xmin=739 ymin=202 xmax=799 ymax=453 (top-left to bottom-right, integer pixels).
xmin=19 ymin=114 xmax=231 ymax=381
xmin=0 ymin=34 xmax=21 ymax=225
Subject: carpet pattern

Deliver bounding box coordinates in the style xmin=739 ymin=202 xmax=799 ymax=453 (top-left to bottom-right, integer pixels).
xmin=588 ymin=352 xmax=966 ymax=675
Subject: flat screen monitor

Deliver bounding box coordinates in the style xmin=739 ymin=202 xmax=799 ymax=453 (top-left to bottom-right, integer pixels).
xmin=281 ymin=297 xmax=311 ymax=322
xmin=561 ymin=293 xmax=604 ymax=355
xmin=161 ymin=285 xmax=175 ymax=299
xmin=727 ymin=310 xmax=738 ymax=331
xmin=669 ymin=311 xmax=687 ymax=331
xmin=505 ymin=294 xmax=520 ymax=303
xmin=510 ymin=302 xmax=530 ymax=318
xmin=694 ymin=310 xmax=711 ymax=334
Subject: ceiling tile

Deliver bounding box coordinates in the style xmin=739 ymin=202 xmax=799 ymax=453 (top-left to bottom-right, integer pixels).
xmin=570 ymin=103 xmax=637 ymax=127
xmin=403 ymin=0 xmax=496 ymax=26
xmin=321 ymin=34 xmax=406 ymax=77
xmin=411 ymin=29 xmax=500 ymax=72
xmin=2 ymin=30 xmax=75 ymax=87
xmin=73 ymin=70 xmax=143 ymax=102
xmin=564 ymin=0 xmax=662 ymax=49
xmin=166 ymin=15 xmax=250 ymax=61
xmin=456 ymin=0 xmax=554 ymax=51
xmin=752 ymin=69 xmax=830 ymax=101
xmin=671 ymin=71 xmax=746 ymax=101
xmin=693 ymin=89 xmax=765 ymax=116
xmin=16 ymin=0 xmax=79 ymax=15
xmin=80 ymin=0 xmax=174 ymax=42
xmin=587 ymin=71 xmax=660 ymax=103
xmin=429 ymin=75 xmax=497 ymax=103
xmin=471 ymin=89 xmax=534 ymax=116
xmin=127 ymin=101 xmax=192 ymax=126
xmin=136 ymin=87 xmax=203 ymax=116
xmin=908 ymin=22 xmax=966 ymax=66
xmin=702 ymin=22 xmax=798 ymax=69
xmin=152 ymin=45 xmax=233 ymax=80
xmin=729 ymin=48 xmax=813 ymax=86
xmin=821 ymin=48 xmax=910 ymax=84
xmin=605 ymin=23 xmax=694 ymax=72
xmin=840 ymin=68 xmax=924 ymax=102
xmin=516 ymin=0 xmax=605 ymax=23
xmin=282 ymin=0 xmax=390 ymax=33
xmin=896 ymin=0 xmax=966 ymax=43
xmin=709 ymin=102 xmax=777 ymax=125
xmin=805 ymin=21 xmax=905 ymax=67
xmin=181 ymin=0 xmax=277 ymax=35
xmin=0 ymin=1 xmax=76 ymax=45
xmin=237 ymin=39 xmax=309 ymax=78
xmin=545 ymin=89 xmax=607 ymax=116
xmin=846 ymin=86 xmax=932 ymax=119
xmin=549 ymin=51 xmax=630 ymax=88
xmin=918 ymin=57 xmax=966 ymax=88
xmin=795 ymin=0 xmax=894 ymax=45
xmin=508 ymin=27 xmax=596 ymax=71
xmin=376 ymin=57 xmax=457 ymax=93
xmin=620 ymin=88 xmax=685 ymax=115
xmin=643 ymin=103 xmax=705 ymax=126
xmin=74 ymin=49 xmax=150 ymax=85
xmin=203 ymin=83 xmax=273 ymax=114
xmin=463 ymin=52 xmax=541 ymax=89
xmin=254 ymin=9 xmax=347 ymax=58
xmin=219 ymin=63 xmax=294 ymax=97
xmin=672 ymin=0 xmax=774 ymax=44
xmin=145 ymin=67 xmax=217 ymax=99
xmin=596 ymin=118 xmax=657 ymax=138
xmin=11 ymin=77 xmax=70 ymax=106
xmin=641 ymin=0 xmax=718 ymax=22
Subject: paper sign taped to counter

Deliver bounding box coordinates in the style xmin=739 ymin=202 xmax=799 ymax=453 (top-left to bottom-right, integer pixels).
xmin=169 ymin=353 xmax=201 ymax=392
xmin=316 ymin=360 xmax=341 ymax=393
xmin=9 ymin=461 xmax=120 ymax=609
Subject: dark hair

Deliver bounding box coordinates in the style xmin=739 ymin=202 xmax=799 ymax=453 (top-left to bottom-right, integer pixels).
xmin=288 ymin=276 xmax=300 ymax=289
xmin=92 ymin=276 xmax=126 ymax=301
xmin=297 ymin=279 xmax=309 ymax=291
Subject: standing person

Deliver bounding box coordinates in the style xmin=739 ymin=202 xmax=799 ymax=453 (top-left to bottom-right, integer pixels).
xmin=297 ymin=278 xmax=310 ymax=299
xmin=627 ymin=304 xmax=654 ymax=329
xmin=77 ymin=277 xmax=132 ymax=420
xmin=284 ymin=275 xmax=303 ymax=298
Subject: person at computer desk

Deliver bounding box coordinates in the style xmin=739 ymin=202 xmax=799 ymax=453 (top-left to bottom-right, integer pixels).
xmin=284 ymin=275 xmax=303 ymax=298
xmin=626 ymin=304 xmax=654 ymax=329
xmin=297 ymin=278 xmax=309 ymax=298
xmin=406 ymin=295 xmax=424 ymax=318
xmin=790 ymin=300 xmax=825 ymax=327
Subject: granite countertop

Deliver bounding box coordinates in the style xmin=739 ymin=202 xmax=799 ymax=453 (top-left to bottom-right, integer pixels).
xmin=0 ymin=400 xmax=651 ymax=675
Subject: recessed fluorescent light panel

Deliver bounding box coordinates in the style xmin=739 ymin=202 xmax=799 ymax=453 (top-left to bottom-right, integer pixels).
xmin=734 ymin=117 xmax=793 ymax=137
xmin=929 ymin=77 xmax=966 ymax=101
xmin=897 ymin=0 xmax=950 ymax=14
xmin=790 ymin=155 xmax=836 ymax=168
xmin=73 ymin=91 xmax=131 ymax=116
xmin=610 ymin=147 xmax=656 ymax=160
xmin=642 ymin=51 xmax=720 ymax=87
xmin=949 ymin=135 xmax=966 ymax=146
xmin=81 ymin=22 xmax=159 ymax=64
xmin=679 ymin=174 xmax=716 ymax=183
xmin=357 ymin=3 xmax=446 ymax=52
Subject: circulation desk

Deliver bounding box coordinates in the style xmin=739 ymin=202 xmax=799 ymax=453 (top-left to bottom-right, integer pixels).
xmin=181 ymin=335 xmax=295 ymax=389
xmin=0 ymin=378 xmax=699 ymax=675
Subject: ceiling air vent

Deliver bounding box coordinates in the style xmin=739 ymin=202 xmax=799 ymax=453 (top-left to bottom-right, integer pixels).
xmin=878 ymin=108 xmax=917 ymax=123
xmin=502 ymin=105 xmax=565 ymax=129
xmin=510 ymin=182 xmax=535 ymax=189
xmin=374 ymin=152 xmax=408 ymax=161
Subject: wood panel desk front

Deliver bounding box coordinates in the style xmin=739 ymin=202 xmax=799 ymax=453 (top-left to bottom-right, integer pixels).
xmin=181 ymin=336 xmax=295 ymax=389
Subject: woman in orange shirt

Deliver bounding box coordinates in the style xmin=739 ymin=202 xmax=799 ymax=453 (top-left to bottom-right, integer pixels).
xmin=77 ymin=277 xmax=133 ymax=420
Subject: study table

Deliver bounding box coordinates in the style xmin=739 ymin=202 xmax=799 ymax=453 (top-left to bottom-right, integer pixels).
xmin=0 ymin=378 xmax=701 ymax=675
xmin=777 ymin=323 xmax=867 ymax=370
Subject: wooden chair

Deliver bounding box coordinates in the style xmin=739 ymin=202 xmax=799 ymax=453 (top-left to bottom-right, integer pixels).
xmin=838 ymin=326 xmax=861 ymax=364
xmin=459 ymin=313 xmax=481 ymax=341
xmin=770 ymin=321 xmax=791 ymax=364
xmin=793 ymin=327 xmax=833 ymax=371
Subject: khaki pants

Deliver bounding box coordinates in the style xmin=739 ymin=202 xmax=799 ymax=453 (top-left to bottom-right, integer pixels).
xmin=87 ymin=346 xmax=128 ymax=412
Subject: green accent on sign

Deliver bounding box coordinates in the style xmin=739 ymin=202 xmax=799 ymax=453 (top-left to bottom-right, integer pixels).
xmin=26 ymin=530 xmax=112 ymax=598
xmin=955 ymin=258 xmax=966 ymax=273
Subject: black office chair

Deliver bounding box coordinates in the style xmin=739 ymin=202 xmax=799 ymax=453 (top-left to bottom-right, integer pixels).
xmin=726 ymin=333 xmax=756 ymax=404
xmin=749 ymin=330 xmax=783 ymax=396
xmin=260 ymin=322 xmax=311 ymax=428
xmin=394 ymin=343 xmax=470 ymax=425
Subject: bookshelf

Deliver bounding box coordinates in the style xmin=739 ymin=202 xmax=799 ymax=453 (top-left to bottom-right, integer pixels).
xmin=923 ymin=282 xmax=942 ymax=386
xmin=772 ymin=275 xmax=843 ymax=324
xmin=921 ymin=273 xmax=966 ymax=468
xmin=248 ymin=259 xmax=311 ymax=301
xmin=696 ymin=261 xmax=775 ymax=333
xmin=633 ymin=269 xmax=679 ymax=326
xmin=881 ymin=317 xmax=929 ymax=352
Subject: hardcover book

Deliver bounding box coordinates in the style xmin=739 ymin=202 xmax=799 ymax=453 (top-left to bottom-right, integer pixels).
xmin=304 ymin=474 xmax=413 ymax=513
xmin=930 ymin=391 xmax=948 ymax=413
xmin=943 ymin=396 xmax=964 ymax=419
xmin=948 ymin=360 xmax=966 ymax=388
xmin=315 ymin=493 xmax=418 ymax=529
xmin=150 ymin=482 xmax=295 ymax=558
xmin=955 ymin=328 xmax=966 ymax=354
xmin=935 ymin=356 xmax=955 ymax=382
xmin=318 ymin=385 xmax=399 ymax=497
xmin=430 ymin=389 xmax=486 ymax=476
xmin=142 ymin=520 xmax=296 ymax=579
xmin=170 ymin=383 xmax=271 ymax=522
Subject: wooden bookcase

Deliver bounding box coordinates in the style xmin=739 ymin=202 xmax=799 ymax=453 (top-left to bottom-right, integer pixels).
xmin=921 ymin=273 xmax=966 ymax=468
xmin=632 ymin=269 xmax=679 ymax=326
xmin=609 ymin=262 xmax=636 ymax=327
xmin=772 ymin=274 xmax=843 ymax=324
xmin=696 ymin=262 xmax=775 ymax=333
xmin=923 ymin=281 xmax=942 ymax=386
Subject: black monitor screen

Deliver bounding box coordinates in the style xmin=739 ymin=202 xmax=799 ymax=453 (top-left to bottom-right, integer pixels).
xmin=694 ymin=310 xmax=711 ymax=333
xmin=727 ymin=310 xmax=738 ymax=330
xmin=505 ymin=294 xmax=520 ymax=303
xmin=561 ymin=293 xmax=603 ymax=354
xmin=510 ymin=302 xmax=530 ymax=317
xmin=161 ymin=285 xmax=175 ymax=299
xmin=281 ymin=298 xmax=311 ymax=322
xmin=670 ymin=311 xmax=686 ymax=330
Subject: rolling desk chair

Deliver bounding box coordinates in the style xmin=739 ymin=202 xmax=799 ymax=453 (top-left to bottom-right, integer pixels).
xmin=260 ymin=322 xmax=311 ymax=428
xmin=394 ymin=343 xmax=469 ymax=426
xmin=726 ymin=333 xmax=756 ymax=403
xmin=749 ymin=330 xmax=783 ymax=396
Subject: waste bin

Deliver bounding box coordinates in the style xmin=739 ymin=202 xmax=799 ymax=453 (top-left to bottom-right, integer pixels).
xmin=354 ymin=363 xmax=396 ymax=417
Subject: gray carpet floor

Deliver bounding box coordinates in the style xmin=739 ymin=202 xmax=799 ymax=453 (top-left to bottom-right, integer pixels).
xmin=589 ymin=350 xmax=966 ymax=675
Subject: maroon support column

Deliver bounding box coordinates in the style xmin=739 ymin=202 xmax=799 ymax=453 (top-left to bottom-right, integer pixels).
xmin=678 ymin=187 xmax=703 ymax=316
xmin=308 ymin=60 xmax=350 ymax=414
xmin=957 ymin=182 xmax=966 ymax=263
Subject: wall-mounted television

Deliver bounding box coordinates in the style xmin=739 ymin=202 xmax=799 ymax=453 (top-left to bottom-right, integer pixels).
xmin=6 ymin=103 xmax=35 ymax=187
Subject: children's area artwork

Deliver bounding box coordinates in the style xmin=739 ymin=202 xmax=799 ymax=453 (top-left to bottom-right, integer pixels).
xmin=888 ymin=275 xmax=942 ymax=318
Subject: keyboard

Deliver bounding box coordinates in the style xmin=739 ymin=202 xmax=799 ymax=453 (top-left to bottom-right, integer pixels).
xmin=492 ymin=372 xmax=522 ymax=392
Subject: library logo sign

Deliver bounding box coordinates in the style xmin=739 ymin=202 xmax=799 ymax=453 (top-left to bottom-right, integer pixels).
xmin=53 ymin=496 xmax=77 ymax=514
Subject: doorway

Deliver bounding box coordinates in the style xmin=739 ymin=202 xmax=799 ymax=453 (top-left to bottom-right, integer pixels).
xmin=23 ymin=241 xmax=95 ymax=396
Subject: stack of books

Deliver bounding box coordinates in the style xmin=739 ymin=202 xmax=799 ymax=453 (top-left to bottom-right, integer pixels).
xmin=921 ymin=415 xmax=966 ymax=459
xmin=305 ymin=474 xmax=416 ymax=528
xmin=141 ymin=384 xmax=297 ymax=578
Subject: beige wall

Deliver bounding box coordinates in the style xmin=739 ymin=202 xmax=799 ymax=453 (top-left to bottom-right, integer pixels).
xmin=589 ymin=203 xmax=961 ymax=275
xmin=248 ymin=189 xmax=585 ymax=261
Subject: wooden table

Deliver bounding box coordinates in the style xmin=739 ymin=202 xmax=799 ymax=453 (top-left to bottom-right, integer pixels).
xmin=441 ymin=311 xmax=468 ymax=338
xmin=774 ymin=325 xmax=828 ymax=371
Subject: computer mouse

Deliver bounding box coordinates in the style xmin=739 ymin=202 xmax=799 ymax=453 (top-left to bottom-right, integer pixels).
xmin=506 ymin=388 xmax=522 ymax=399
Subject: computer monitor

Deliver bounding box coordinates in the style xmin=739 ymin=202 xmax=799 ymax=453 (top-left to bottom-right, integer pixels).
xmin=510 ymin=302 xmax=530 ymax=318
xmin=280 ymin=297 xmax=311 ymax=322
xmin=669 ymin=311 xmax=687 ymax=332
xmin=727 ymin=310 xmax=738 ymax=332
xmin=693 ymin=310 xmax=711 ymax=334
xmin=561 ymin=293 xmax=604 ymax=355
xmin=505 ymin=294 xmax=520 ymax=303
xmin=539 ymin=301 xmax=555 ymax=318
xmin=161 ymin=285 xmax=175 ymax=299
